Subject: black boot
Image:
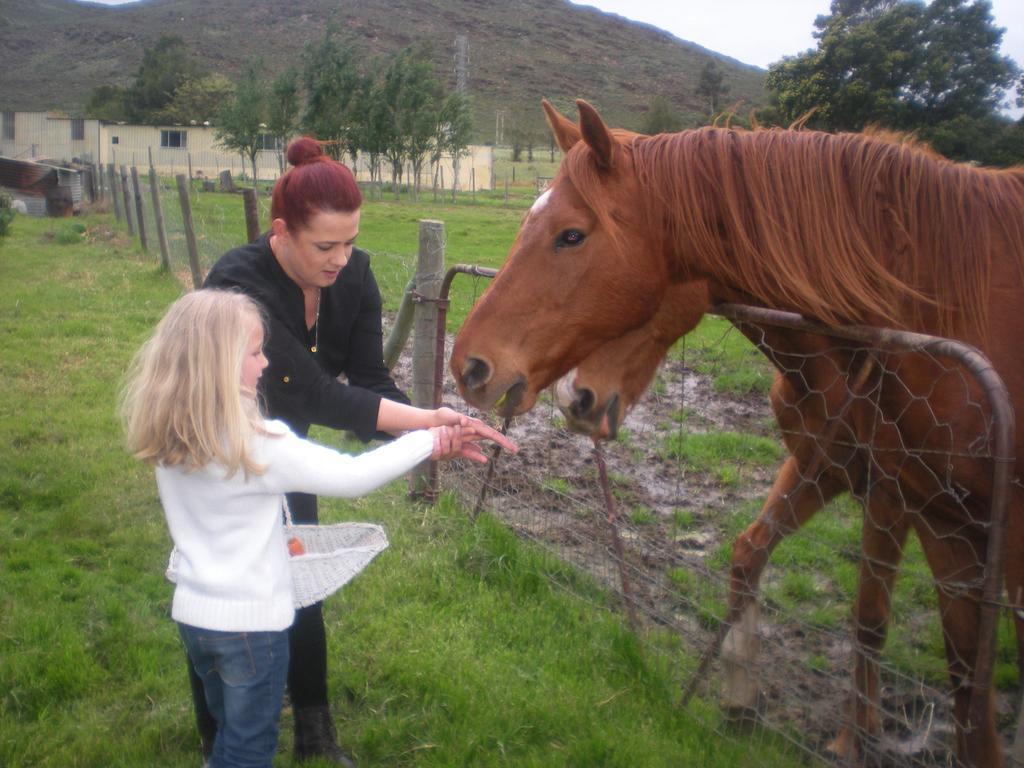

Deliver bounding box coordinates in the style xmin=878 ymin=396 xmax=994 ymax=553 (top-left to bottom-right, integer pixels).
xmin=293 ymin=705 xmax=357 ymax=767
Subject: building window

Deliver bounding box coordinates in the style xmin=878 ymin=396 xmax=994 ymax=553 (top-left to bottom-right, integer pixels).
xmin=258 ymin=133 xmax=282 ymax=151
xmin=2 ymin=111 xmax=14 ymax=141
xmin=111 ymin=136 xmax=119 ymax=145
xmin=160 ymin=129 xmax=187 ymax=149
xmin=71 ymin=118 xmax=85 ymax=141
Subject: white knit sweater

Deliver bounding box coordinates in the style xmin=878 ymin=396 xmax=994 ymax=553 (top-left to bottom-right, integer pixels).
xmin=155 ymin=420 xmax=434 ymax=632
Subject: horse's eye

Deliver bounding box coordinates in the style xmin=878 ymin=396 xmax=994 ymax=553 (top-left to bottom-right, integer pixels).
xmin=555 ymin=229 xmax=586 ymax=249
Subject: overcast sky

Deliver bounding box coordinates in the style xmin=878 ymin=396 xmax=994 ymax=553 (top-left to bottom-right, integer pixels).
xmin=82 ymin=0 xmax=1024 ymax=116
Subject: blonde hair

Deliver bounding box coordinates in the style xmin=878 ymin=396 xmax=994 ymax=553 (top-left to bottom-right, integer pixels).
xmin=120 ymin=289 xmax=268 ymax=477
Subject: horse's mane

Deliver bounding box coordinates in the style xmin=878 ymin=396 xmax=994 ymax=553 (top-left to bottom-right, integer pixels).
xmin=565 ymin=126 xmax=1024 ymax=338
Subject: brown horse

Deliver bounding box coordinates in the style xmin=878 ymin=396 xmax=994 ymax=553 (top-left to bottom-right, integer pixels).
xmin=451 ymin=100 xmax=1024 ymax=766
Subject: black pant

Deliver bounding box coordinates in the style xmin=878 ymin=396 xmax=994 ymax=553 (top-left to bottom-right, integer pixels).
xmin=190 ymin=492 xmax=328 ymax=747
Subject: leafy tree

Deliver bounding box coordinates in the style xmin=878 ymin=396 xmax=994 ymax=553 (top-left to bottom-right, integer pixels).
xmin=378 ymin=50 xmax=412 ymax=197
xmin=266 ymin=68 xmax=301 ymax=173
xmin=301 ymin=28 xmax=362 ymax=161
xmin=216 ymin=59 xmax=267 ymax=191
xmin=765 ymin=0 xmax=1019 ymax=133
xmin=375 ymin=47 xmax=445 ymax=198
xmin=85 ymin=85 xmax=130 ymax=122
xmin=640 ymin=95 xmax=683 ymax=134
xmin=437 ymin=92 xmax=474 ymax=198
xmin=154 ymin=74 xmax=234 ymax=125
xmin=507 ymin=112 xmax=540 ymax=162
xmin=695 ymin=61 xmax=731 ymax=120
xmin=390 ymin=48 xmax=442 ymax=197
xmin=351 ymin=74 xmax=388 ymax=189
xmin=125 ymin=35 xmax=205 ymax=124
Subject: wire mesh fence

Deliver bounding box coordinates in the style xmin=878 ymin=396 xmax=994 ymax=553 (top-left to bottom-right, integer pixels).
xmin=424 ymin=300 xmax=1019 ymax=767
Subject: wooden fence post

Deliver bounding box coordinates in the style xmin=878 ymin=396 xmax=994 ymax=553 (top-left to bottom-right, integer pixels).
xmin=175 ymin=174 xmax=203 ymax=289
xmin=410 ymin=219 xmax=445 ymax=499
xmin=1014 ymin=692 xmax=1024 ymax=766
xmin=119 ymin=165 xmax=135 ymax=236
xmin=107 ymin=163 xmax=122 ymax=222
xmin=130 ymin=166 xmax=148 ymax=252
xmin=242 ymin=188 xmax=260 ymax=243
xmin=148 ymin=149 xmax=171 ymax=271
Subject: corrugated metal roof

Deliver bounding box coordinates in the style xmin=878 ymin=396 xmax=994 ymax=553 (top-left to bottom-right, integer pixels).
xmin=0 ymin=156 xmax=82 ymax=216
xmin=0 ymin=156 xmax=58 ymax=196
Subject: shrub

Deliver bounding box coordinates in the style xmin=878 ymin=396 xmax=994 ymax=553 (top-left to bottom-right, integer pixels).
xmin=0 ymin=190 xmax=15 ymax=239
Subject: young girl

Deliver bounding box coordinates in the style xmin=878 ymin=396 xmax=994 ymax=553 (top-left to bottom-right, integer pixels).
xmin=120 ymin=289 xmax=513 ymax=768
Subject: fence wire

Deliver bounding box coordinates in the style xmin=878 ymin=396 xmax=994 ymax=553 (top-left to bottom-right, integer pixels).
xmin=427 ymin=310 xmax=1018 ymax=768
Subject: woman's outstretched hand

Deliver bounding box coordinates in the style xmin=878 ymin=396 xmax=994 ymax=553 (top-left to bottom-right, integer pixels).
xmin=428 ymin=408 xmax=517 ymax=463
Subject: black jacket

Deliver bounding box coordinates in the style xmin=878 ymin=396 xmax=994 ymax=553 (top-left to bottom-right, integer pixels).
xmin=204 ymin=235 xmax=410 ymax=441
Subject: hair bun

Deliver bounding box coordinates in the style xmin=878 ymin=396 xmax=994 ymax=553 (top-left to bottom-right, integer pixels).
xmin=286 ymin=137 xmax=326 ymax=167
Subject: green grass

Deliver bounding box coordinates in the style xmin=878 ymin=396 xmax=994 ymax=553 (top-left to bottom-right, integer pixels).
xmin=670 ymin=315 xmax=776 ymax=396
xmin=0 ymin=211 xmax=805 ymax=767
xmin=662 ymin=430 xmax=785 ymax=487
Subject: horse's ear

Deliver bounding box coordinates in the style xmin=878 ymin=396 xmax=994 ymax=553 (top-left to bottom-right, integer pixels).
xmin=576 ymin=100 xmax=614 ymax=172
xmin=542 ymin=99 xmax=580 ymax=153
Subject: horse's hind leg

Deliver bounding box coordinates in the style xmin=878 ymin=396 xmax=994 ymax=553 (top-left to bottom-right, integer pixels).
xmin=1004 ymin=494 xmax=1024 ymax=764
xmin=826 ymin=494 xmax=909 ymax=761
xmin=914 ymin=514 xmax=1001 ymax=768
xmin=723 ymin=456 xmax=845 ymax=715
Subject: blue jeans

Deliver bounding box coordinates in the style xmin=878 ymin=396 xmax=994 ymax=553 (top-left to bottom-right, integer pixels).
xmin=178 ymin=624 xmax=289 ymax=768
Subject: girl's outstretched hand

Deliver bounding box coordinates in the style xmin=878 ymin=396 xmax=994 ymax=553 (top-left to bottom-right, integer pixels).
xmin=428 ymin=409 xmax=518 ymax=463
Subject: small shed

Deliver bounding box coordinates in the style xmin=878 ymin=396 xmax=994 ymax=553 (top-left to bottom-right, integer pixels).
xmin=0 ymin=156 xmax=83 ymax=216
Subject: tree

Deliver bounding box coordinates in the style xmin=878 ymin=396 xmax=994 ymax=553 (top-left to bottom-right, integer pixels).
xmin=394 ymin=48 xmax=443 ymax=198
xmin=216 ymin=59 xmax=267 ymax=191
xmin=266 ymin=68 xmax=301 ymax=173
xmin=765 ymin=0 xmax=1019 ymax=133
xmin=301 ymin=28 xmax=363 ymax=161
xmin=375 ymin=47 xmax=445 ymax=198
xmin=85 ymin=85 xmax=130 ymax=122
xmin=154 ymin=74 xmax=234 ymax=125
xmin=640 ymin=96 xmax=682 ymax=135
xmin=125 ymin=35 xmax=205 ymax=124
xmin=438 ymin=92 xmax=473 ymax=199
xmin=507 ymin=112 xmax=539 ymax=162
xmin=695 ymin=61 xmax=731 ymax=120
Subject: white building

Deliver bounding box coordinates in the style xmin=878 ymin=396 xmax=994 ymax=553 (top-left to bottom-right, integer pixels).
xmin=0 ymin=110 xmax=493 ymax=190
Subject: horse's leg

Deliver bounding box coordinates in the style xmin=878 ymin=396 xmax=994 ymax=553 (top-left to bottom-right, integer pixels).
xmin=1005 ymin=494 xmax=1024 ymax=764
xmin=913 ymin=513 xmax=1001 ymax=768
xmin=826 ymin=492 xmax=910 ymax=761
xmin=722 ymin=455 xmax=846 ymax=715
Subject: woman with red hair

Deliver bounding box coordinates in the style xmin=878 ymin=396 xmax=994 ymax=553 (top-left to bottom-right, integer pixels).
xmin=197 ymin=137 xmax=513 ymax=766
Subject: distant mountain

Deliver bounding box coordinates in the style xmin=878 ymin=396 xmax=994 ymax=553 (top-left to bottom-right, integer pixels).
xmin=0 ymin=0 xmax=768 ymax=139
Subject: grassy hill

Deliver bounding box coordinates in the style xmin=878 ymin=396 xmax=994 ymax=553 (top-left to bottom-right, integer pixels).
xmin=0 ymin=0 xmax=767 ymax=139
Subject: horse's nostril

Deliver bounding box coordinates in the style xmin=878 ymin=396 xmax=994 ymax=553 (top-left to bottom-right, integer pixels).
xmin=570 ymin=387 xmax=596 ymax=419
xmin=461 ymin=357 xmax=492 ymax=391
